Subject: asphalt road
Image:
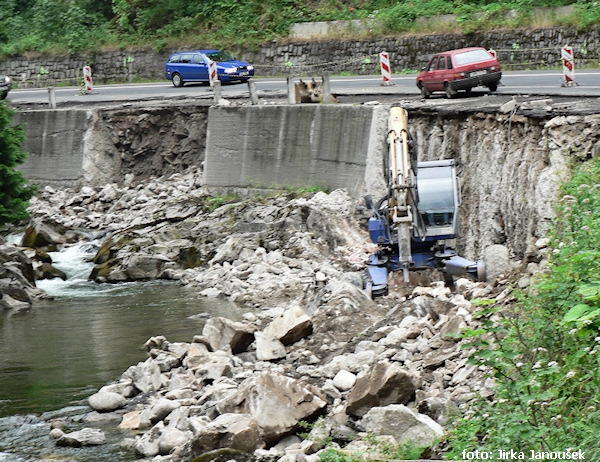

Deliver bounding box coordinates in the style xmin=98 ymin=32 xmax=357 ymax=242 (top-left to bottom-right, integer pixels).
xmin=7 ymin=69 xmax=600 ymax=106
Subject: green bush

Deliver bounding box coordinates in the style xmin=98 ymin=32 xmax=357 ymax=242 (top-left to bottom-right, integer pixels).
xmin=445 ymin=158 xmax=600 ymax=460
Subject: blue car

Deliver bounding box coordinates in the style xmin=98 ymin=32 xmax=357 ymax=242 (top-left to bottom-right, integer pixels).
xmin=165 ymin=49 xmax=254 ymax=87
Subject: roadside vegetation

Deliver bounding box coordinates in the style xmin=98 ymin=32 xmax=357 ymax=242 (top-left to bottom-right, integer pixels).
xmin=0 ymin=0 xmax=599 ymax=59
xmin=445 ymin=157 xmax=600 ymax=459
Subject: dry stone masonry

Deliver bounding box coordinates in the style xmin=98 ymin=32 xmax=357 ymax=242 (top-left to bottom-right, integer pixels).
xmin=1 ymin=27 xmax=598 ymax=87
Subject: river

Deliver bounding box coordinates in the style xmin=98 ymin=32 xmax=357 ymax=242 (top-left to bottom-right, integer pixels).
xmin=0 ymin=240 xmax=244 ymax=460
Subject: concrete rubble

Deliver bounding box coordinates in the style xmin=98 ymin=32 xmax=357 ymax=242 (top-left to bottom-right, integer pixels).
xmin=0 ymin=164 xmax=553 ymax=461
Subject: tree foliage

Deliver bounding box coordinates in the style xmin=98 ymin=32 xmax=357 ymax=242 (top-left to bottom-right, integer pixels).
xmin=0 ymin=102 xmax=35 ymax=227
xmin=0 ymin=0 xmax=598 ymax=55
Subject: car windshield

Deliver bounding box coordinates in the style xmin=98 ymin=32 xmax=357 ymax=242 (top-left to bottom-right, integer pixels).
xmin=204 ymin=51 xmax=235 ymax=62
xmin=453 ymin=49 xmax=493 ymax=66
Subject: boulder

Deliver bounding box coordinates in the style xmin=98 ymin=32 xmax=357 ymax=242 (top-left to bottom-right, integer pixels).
xmin=346 ymin=361 xmax=421 ymax=418
xmin=332 ymin=370 xmax=357 ymax=391
xmin=195 ymin=353 xmax=234 ymax=382
xmin=255 ymin=331 xmax=286 ymax=361
xmin=88 ymin=391 xmax=127 ymax=412
xmin=55 ymin=427 xmax=107 ymax=447
xmin=36 ymin=262 xmax=67 ymax=280
xmin=123 ymin=361 xmax=162 ymax=393
xmin=483 ymin=244 xmax=511 ymax=282
xmin=264 ymin=304 xmax=313 ymax=345
xmin=202 ymin=317 xmax=256 ymax=354
xmin=0 ymin=244 xmax=36 ymax=284
xmin=135 ymin=421 xmax=164 ymax=457
xmin=218 ymin=371 xmax=327 ymax=444
xmin=21 ymin=218 xmax=67 ymax=249
xmin=210 ymin=237 xmax=245 ymax=265
xmin=360 ymin=404 xmax=444 ymax=447
xmin=189 ymin=413 xmax=261 ymax=454
xmin=158 ymin=427 xmax=191 ymax=455
xmin=417 ymin=397 xmax=461 ymax=425
xmin=124 ymin=254 xmax=170 ymax=280
xmin=139 ymin=397 xmax=181 ymax=427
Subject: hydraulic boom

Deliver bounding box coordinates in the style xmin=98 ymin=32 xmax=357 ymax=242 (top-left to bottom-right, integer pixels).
xmin=365 ymin=107 xmax=485 ymax=297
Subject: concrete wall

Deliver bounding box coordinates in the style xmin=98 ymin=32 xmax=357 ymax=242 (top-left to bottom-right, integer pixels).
xmin=202 ymin=105 xmax=383 ymax=196
xmin=16 ymin=109 xmax=89 ymax=186
xmin=16 ymin=104 xmax=388 ymax=195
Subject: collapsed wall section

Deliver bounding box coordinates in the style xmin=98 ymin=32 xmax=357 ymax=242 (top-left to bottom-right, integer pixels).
xmin=17 ymin=104 xmax=210 ymax=187
xmin=409 ymin=110 xmax=600 ymax=259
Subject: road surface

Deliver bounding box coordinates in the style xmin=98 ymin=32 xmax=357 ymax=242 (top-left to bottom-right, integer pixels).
xmin=6 ymin=69 xmax=600 ymax=106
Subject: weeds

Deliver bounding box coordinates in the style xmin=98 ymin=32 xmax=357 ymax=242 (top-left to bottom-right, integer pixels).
xmin=445 ymin=158 xmax=600 ymax=460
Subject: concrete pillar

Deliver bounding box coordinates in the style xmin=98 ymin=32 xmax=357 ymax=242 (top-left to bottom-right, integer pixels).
xmin=248 ymin=81 xmax=259 ymax=105
xmin=213 ymin=81 xmax=222 ymax=104
xmin=286 ymin=77 xmax=296 ymax=104
xmin=322 ymin=75 xmax=334 ymax=104
xmin=48 ymin=87 xmax=56 ymax=109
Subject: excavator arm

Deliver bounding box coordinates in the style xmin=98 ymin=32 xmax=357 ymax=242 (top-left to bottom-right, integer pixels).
xmin=365 ymin=107 xmax=485 ymax=297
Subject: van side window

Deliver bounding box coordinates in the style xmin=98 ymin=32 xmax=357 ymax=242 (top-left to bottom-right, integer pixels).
xmin=437 ymin=57 xmax=447 ymax=70
xmin=192 ymin=54 xmax=204 ymax=64
xmin=447 ymin=56 xmax=453 ymax=69
xmin=180 ymin=54 xmax=192 ymax=64
xmin=168 ymin=55 xmax=180 ymax=63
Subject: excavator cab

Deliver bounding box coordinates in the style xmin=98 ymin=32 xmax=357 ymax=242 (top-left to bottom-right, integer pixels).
xmin=416 ymin=160 xmax=460 ymax=241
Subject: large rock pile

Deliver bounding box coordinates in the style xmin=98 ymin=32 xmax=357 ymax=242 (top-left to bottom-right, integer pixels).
xmin=8 ymin=167 xmax=547 ymax=461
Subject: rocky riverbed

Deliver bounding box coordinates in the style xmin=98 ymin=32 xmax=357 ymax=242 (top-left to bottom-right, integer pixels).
xmin=0 ymin=166 xmax=548 ymax=461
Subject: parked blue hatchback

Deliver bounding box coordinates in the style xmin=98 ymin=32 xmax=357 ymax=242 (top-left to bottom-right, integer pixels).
xmin=165 ymin=49 xmax=254 ymax=87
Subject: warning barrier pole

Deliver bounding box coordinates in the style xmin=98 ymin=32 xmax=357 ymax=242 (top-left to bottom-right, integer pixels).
xmin=208 ymin=60 xmax=219 ymax=87
xmin=379 ymin=51 xmax=394 ymax=86
xmin=82 ymin=66 xmax=93 ymax=94
xmin=561 ymin=45 xmax=578 ymax=87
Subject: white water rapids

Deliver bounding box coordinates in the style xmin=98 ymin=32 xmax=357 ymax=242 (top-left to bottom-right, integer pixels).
xmin=0 ymin=239 xmax=243 ymax=461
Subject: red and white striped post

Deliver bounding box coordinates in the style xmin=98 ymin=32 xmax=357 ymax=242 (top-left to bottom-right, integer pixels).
xmin=208 ymin=60 xmax=219 ymax=87
xmin=379 ymin=51 xmax=394 ymax=86
xmin=561 ymin=45 xmax=577 ymax=87
xmin=82 ymin=65 xmax=93 ymax=94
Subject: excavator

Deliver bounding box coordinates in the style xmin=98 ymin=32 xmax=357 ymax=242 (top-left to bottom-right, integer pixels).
xmin=364 ymin=107 xmax=485 ymax=297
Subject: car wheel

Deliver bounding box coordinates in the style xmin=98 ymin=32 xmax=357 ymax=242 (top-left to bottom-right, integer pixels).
xmin=445 ymin=82 xmax=457 ymax=99
xmin=488 ymin=83 xmax=498 ymax=92
xmin=172 ymin=73 xmax=183 ymax=88
xmin=418 ymin=82 xmax=431 ymax=99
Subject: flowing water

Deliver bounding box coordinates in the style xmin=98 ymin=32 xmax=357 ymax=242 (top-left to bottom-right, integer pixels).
xmin=0 ymin=240 xmax=244 ymax=460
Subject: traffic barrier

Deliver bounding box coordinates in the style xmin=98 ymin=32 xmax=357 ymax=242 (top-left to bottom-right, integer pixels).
xmin=561 ymin=45 xmax=578 ymax=87
xmin=208 ymin=60 xmax=218 ymax=87
xmin=379 ymin=51 xmax=393 ymax=86
xmin=82 ymin=65 xmax=93 ymax=94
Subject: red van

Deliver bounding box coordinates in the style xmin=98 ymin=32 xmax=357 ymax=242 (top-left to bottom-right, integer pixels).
xmin=416 ymin=47 xmax=502 ymax=98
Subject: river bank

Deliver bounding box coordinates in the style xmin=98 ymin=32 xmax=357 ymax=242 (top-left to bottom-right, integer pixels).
xmin=0 ymin=162 xmax=547 ymax=461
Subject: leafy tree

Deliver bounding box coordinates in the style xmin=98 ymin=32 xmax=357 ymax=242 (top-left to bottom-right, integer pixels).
xmin=0 ymin=102 xmax=36 ymax=227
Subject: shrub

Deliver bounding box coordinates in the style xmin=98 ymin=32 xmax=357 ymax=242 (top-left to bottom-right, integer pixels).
xmin=445 ymin=158 xmax=600 ymax=460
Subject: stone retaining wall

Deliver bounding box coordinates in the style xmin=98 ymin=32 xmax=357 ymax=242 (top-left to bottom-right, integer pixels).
xmin=1 ymin=27 xmax=598 ymax=88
